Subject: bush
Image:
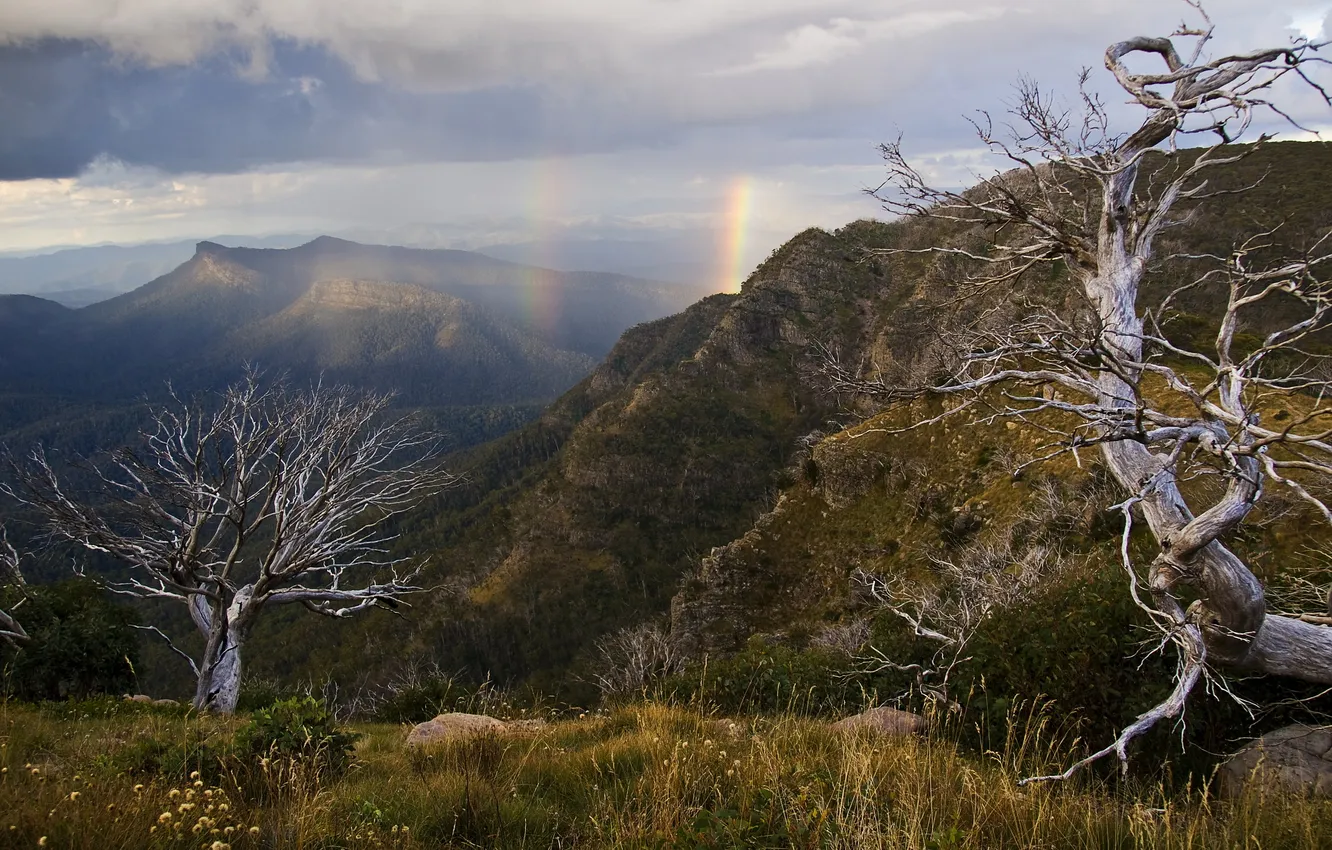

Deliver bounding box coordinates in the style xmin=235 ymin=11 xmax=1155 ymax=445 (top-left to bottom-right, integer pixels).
xmin=105 ymin=726 xmax=225 ymax=781
xmin=233 ymin=696 xmax=359 ymax=777
xmin=0 ymin=579 xmax=138 ymax=701
xmin=663 ymin=637 xmax=885 ymax=717
xmin=235 ymin=675 xmax=308 ymax=712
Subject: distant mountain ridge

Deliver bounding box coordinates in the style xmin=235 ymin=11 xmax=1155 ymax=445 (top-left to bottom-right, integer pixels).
xmin=0 ymin=234 xmax=313 ymax=307
xmin=0 ymin=236 xmax=710 ymax=453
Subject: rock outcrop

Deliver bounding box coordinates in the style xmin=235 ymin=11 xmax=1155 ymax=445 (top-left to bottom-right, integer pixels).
xmin=830 ymin=707 xmax=927 ymax=736
xmin=1218 ymin=724 xmax=1332 ymax=798
xmin=404 ymin=713 xmax=545 ymax=747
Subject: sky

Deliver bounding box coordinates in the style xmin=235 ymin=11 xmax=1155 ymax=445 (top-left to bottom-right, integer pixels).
xmin=1 ymin=0 xmax=1330 ymax=288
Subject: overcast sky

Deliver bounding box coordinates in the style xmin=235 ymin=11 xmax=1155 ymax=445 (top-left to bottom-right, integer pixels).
xmin=1 ymin=1 xmax=1330 ymax=281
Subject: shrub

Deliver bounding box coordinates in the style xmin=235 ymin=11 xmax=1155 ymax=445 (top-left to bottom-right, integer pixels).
xmin=0 ymin=578 xmax=138 ymax=701
xmin=663 ymin=637 xmax=886 ymax=717
xmin=233 ymin=695 xmax=359 ymax=777
xmin=105 ymin=726 xmax=225 ymax=781
xmin=235 ymin=675 xmax=307 ymax=712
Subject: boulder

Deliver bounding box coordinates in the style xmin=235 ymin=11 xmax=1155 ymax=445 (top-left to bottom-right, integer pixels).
xmin=404 ymin=713 xmax=508 ymax=747
xmin=830 ymin=707 xmax=926 ymax=736
xmin=1219 ymin=724 xmax=1332 ymax=798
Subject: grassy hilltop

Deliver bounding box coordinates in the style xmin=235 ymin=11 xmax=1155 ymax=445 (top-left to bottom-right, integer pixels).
xmin=3 ymin=698 xmax=1331 ymax=849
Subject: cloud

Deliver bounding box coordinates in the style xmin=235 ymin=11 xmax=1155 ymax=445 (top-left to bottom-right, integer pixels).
xmin=0 ymin=1 xmax=1323 ymax=181
xmin=0 ymin=1 xmax=1328 ymax=253
xmin=714 ymin=9 xmax=1006 ymax=76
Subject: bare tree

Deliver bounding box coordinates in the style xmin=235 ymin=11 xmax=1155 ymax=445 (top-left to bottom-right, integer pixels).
xmin=591 ymin=618 xmax=686 ymax=697
xmin=0 ymin=529 xmax=29 ymax=648
xmin=853 ymin=474 xmax=1108 ymax=707
xmin=5 ymin=373 xmax=458 ymax=713
xmin=828 ymin=5 xmax=1332 ymax=778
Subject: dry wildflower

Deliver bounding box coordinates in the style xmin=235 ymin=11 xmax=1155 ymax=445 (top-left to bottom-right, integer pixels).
xmin=248 ymin=826 xmax=260 ymax=836
xmin=133 ymin=784 xmax=144 ymax=793
xmin=159 ymin=812 xmax=173 ymax=824
xmin=67 ymin=792 xmax=80 ymax=802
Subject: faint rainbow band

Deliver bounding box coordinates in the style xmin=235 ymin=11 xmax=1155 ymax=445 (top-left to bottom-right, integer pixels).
xmin=721 ymin=176 xmax=753 ymax=293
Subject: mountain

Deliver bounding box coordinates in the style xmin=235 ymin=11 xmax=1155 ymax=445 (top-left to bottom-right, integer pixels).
xmin=0 ymin=236 xmax=709 ymax=394
xmin=235 ymin=142 xmax=1332 ymax=710
xmin=0 ymin=237 xmax=710 ymax=460
xmin=0 ymin=234 xmax=313 ymax=306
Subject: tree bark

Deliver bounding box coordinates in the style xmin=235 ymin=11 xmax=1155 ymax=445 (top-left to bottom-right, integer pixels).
xmin=1088 ymin=163 xmax=1332 ymax=686
xmin=200 ymin=627 xmax=245 ymax=714
xmin=190 ymin=588 xmax=253 ymax=713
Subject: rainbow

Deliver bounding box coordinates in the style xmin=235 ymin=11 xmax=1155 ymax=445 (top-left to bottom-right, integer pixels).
xmin=523 ymin=157 xmax=566 ymax=334
xmin=720 ymin=176 xmax=753 ymax=293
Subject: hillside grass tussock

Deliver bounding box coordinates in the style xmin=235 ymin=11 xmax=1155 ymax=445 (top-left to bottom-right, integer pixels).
xmin=2 ymin=698 xmax=1330 ymax=848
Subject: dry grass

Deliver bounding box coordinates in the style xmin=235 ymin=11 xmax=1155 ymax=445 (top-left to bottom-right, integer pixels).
xmin=1 ymin=699 xmax=1330 ymax=848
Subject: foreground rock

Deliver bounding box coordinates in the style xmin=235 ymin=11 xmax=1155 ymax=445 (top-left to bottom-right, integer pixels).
xmin=830 ymin=707 xmax=926 ymax=736
xmin=123 ymin=694 xmax=179 ymax=707
xmin=405 ymin=713 xmax=546 ymax=747
xmin=1219 ymin=724 xmax=1332 ymax=798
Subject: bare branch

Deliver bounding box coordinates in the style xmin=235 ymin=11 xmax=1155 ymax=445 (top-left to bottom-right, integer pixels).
xmin=6 ymin=369 xmax=459 ymax=712
xmin=842 ymin=3 xmax=1332 ymax=782
xmin=0 ymin=528 xmax=29 ymax=647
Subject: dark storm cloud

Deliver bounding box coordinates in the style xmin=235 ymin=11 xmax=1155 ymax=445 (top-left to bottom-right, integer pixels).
xmin=0 ymin=37 xmax=676 ymax=180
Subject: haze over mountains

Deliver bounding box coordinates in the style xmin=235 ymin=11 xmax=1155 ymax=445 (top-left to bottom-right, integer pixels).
xmin=0 ymin=230 xmax=721 ymax=308
xmin=0 ymin=235 xmax=313 ymax=308
xmin=0 ymin=236 xmax=712 ymax=454
xmin=229 ymin=142 xmax=1332 ymax=702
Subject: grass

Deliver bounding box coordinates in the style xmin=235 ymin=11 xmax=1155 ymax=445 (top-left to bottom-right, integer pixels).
xmin=2 ymin=699 xmax=1331 ymax=848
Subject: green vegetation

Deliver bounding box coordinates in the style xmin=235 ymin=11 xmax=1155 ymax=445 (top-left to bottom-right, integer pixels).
xmin=103 ymin=142 xmax=1332 ymax=720
xmin=5 ymin=145 xmax=1332 ymax=843
xmin=0 ymin=580 xmax=138 ymax=702
xmin=232 ymin=697 xmax=360 ymax=778
xmin=2 ymin=699 xmax=1330 ymax=848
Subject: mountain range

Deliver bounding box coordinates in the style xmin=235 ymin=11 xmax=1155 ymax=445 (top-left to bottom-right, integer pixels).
xmin=0 ymin=236 xmax=711 ymax=456
xmin=220 ymin=142 xmax=1332 ymax=720
xmin=7 ymin=143 xmax=1332 ymax=748
xmin=0 ymin=234 xmax=311 ymax=307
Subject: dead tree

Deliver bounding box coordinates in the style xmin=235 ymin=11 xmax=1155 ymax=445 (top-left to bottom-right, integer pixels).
xmin=830 ymin=5 xmax=1332 ymax=779
xmin=591 ymin=618 xmax=686 ymax=697
xmin=6 ymin=373 xmax=458 ymax=713
xmin=0 ymin=529 xmax=29 ymax=647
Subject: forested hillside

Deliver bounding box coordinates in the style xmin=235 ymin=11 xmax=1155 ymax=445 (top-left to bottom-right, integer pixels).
xmin=0 ymin=236 xmax=708 ymax=470
xmin=229 ymin=143 xmax=1332 ymax=729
